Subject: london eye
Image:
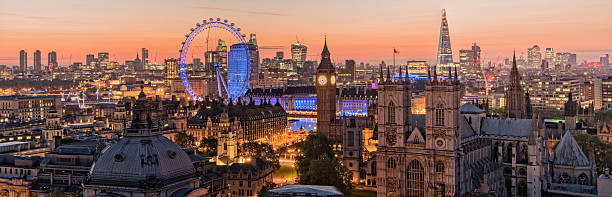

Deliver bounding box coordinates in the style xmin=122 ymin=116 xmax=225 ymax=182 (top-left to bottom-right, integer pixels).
xmin=179 ymin=18 xmax=251 ymax=102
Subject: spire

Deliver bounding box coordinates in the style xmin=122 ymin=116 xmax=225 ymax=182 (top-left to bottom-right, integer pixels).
xmin=399 ymin=66 xmax=403 ymax=83
xmin=379 ymin=64 xmax=384 ymax=83
xmin=454 ymin=66 xmax=458 ymax=82
xmin=318 ymin=35 xmax=333 ymax=69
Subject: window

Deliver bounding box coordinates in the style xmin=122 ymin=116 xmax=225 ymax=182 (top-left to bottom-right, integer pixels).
xmin=407 ymin=160 xmax=425 ymax=197
xmin=519 ymin=144 xmax=528 ymax=164
xmin=435 ymin=104 xmax=444 ymax=126
xmin=387 ymin=157 xmax=396 ymax=169
xmin=347 ymin=131 xmax=355 ymax=147
xmin=388 ymin=101 xmax=396 ymax=124
xmin=371 ymin=161 xmax=377 ymax=176
xmin=559 ymin=173 xmax=570 ymax=184
xmin=578 ymin=173 xmax=589 ymax=185
xmin=518 ymin=180 xmax=527 ymax=196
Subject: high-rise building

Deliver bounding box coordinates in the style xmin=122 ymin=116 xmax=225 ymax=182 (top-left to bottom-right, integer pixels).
xmin=86 ymin=54 xmax=96 ymax=67
xmin=19 ymin=50 xmax=27 ymax=72
xmin=436 ymin=9 xmax=453 ymax=69
xmin=48 ymin=51 xmax=57 ymax=70
xmin=544 ymin=48 xmax=554 ymax=65
xmin=556 ymin=52 xmax=576 ymax=66
xmin=275 ymin=51 xmax=284 ymax=60
xmin=527 ymin=45 xmax=541 ymax=67
xmin=33 ymin=50 xmax=41 ymax=72
xmin=216 ymin=40 xmax=228 ymax=69
xmin=141 ymin=48 xmax=149 ymax=65
xmin=601 ymin=54 xmax=610 ymax=69
xmin=248 ymin=34 xmax=260 ymax=89
xmin=228 ymin=43 xmax=250 ymax=100
xmin=291 ymin=42 xmax=308 ymax=70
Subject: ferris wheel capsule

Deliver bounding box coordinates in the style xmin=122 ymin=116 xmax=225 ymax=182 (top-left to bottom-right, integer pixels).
xmin=209 ymin=18 xmax=213 ymax=22
xmin=216 ymin=18 xmax=220 ymax=21
xmin=196 ymin=23 xmax=200 ymax=27
xmin=237 ymin=28 xmax=241 ymax=31
xmin=190 ymin=28 xmax=195 ymax=31
xmin=223 ymin=19 xmax=228 ymax=23
xmin=231 ymin=23 xmax=235 ymax=26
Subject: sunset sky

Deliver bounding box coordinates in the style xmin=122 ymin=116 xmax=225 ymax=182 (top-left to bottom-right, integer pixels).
xmin=1 ymin=0 xmax=610 ymax=66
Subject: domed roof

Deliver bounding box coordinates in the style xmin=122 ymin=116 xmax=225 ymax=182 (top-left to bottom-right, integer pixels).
xmin=88 ymin=134 xmax=195 ymax=188
xmin=87 ymin=91 xmax=195 ymax=189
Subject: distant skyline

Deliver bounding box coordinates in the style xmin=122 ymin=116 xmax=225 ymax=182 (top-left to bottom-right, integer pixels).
xmin=1 ymin=0 xmax=611 ymax=66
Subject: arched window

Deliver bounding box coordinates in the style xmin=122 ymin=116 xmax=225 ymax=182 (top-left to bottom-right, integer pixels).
xmin=388 ymin=101 xmax=396 ymax=124
xmin=387 ymin=157 xmax=396 ymax=169
xmin=559 ymin=173 xmax=570 ymax=184
xmin=435 ymin=161 xmax=445 ymax=173
xmin=520 ymin=144 xmax=528 ymax=164
xmin=504 ymin=143 xmax=513 ymax=163
xmin=492 ymin=142 xmax=499 ymax=162
xmin=371 ymin=161 xmax=377 ymax=176
xmin=407 ymin=160 xmax=425 ymax=197
xmin=435 ymin=103 xmax=444 ymax=126
xmin=578 ymin=173 xmax=589 ymax=185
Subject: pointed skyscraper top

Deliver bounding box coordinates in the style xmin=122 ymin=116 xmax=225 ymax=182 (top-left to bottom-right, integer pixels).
xmin=436 ymin=9 xmax=453 ymax=66
xmin=442 ymin=8 xmax=447 ymax=18
xmin=318 ymin=35 xmax=333 ymax=69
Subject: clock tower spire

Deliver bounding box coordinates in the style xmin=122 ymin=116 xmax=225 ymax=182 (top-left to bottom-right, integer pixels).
xmin=316 ymin=36 xmax=339 ymax=142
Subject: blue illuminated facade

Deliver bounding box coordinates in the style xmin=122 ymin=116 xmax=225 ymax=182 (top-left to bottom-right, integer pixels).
xmin=228 ymin=43 xmax=251 ymax=101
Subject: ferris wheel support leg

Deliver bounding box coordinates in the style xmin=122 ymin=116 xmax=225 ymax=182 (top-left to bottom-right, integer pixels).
xmin=217 ymin=67 xmax=230 ymax=99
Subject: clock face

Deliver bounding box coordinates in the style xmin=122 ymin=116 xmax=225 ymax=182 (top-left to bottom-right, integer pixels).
xmin=330 ymin=75 xmax=336 ymax=85
xmin=386 ymin=130 xmax=397 ymax=146
xmin=318 ymin=75 xmax=327 ymax=85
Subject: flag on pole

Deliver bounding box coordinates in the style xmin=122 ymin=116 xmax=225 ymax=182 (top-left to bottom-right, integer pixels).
xmin=393 ymin=48 xmax=399 ymax=54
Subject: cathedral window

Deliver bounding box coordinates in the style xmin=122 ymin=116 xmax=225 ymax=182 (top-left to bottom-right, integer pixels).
xmin=435 ymin=161 xmax=445 ymax=173
xmin=519 ymin=144 xmax=528 ymax=164
xmin=504 ymin=143 xmax=513 ymax=163
xmin=435 ymin=104 xmax=444 ymax=126
xmin=388 ymin=101 xmax=396 ymax=124
xmin=492 ymin=142 xmax=499 ymax=162
xmin=387 ymin=157 xmax=396 ymax=169
xmin=371 ymin=161 xmax=377 ymax=176
xmin=347 ymin=131 xmax=354 ymax=147
xmin=578 ymin=173 xmax=589 ymax=185
xmin=559 ymin=173 xmax=570 ymax=184
xmin=407 ymin=160 xmax=425 ymax=197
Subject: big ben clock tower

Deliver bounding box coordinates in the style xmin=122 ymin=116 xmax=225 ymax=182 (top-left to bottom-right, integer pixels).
xmin=316 ymin=37 xmax=339 ymax=142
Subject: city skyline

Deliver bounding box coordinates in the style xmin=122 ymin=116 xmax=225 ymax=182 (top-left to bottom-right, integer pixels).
xmin=1 ymin=0 xmax=611 ymax=65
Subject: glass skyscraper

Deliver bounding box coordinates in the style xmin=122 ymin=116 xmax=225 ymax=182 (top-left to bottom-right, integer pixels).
xmin=436 ymin=9 xmax=453 ymax=68
xmin=228 ymin=43 xmax=250 ymax=101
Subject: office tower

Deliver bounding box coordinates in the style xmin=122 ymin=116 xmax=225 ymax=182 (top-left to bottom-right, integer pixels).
xmin=204 ymin=51 xmax=220 ymax=72
xmin=19 ymin=50 xmax=27 ymax=72
xmin=33 ymin=50 xmax=41 ymax=72
xmin=48 ymin=51 xmax=57 ymax=70
xmin=228 ymin=43 xmax=250 ymax=100
xmin=527 ymin=45 xmax=541 ymax=67
xmin=98 ymin=52 xmax=109 ymax=62
xmin=436 ymin=9 xmax=453 ymax=69
xmin=544 ymin=48 xmax=554 ymax=65
xmin=165 ymin=58 xmax=179 ymax=83
xmin=601 ymin=54 xmax=610 ymax=69
xmin=556 ymin=52 xmax=577 ymax=66
xmin=275 ymin=51 xmax=284 ymax=60
xmin=216 ymin=40 xmax=227 ymax=69
xmin=193 ymin=58 xmax=202 ymax=70
xmin=141 ymin=48 xmax=149 ymax=65
xmin=248 ymin=34 xmax=260 ymax=88
xmin=86 ymin=54 xmax=96 ymax=67
xmin=291 ymin=42 xmax=308 ymax=70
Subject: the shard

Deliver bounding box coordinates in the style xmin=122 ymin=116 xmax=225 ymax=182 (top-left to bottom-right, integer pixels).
xmin=436 ymin=9 xmax=453 ymax=67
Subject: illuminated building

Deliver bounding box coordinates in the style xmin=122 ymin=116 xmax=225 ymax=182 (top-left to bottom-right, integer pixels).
xmin=337 ymin=59 xmax=356 ymax=84
xmin=33 ymin=50 xmax=41 ymax=72
xmin=524 ymin=75 xmax=580 ymax=109
xmin=97 ymin=52 xmax=109 ymax=63
xmin=290 ymin=42 xmax=308 ymax=85
xmin=459 ymin=43 xmax=484 ymax=91
xmin=187 ymin=100 xmax=287 ymax=143
xmin=226 ymin=157 xmax=273 ymax=197
xmin=544 ymin=48 xmax=555 ymax=66
xmin=406 ymin=60 xmax=428 ymax=75
xmin=0 ymin=95 xmax=60 ymax=122
xmin=0 ymin=155 xmax=41 ymax=196
xmin=164 ymin=58 xmax=182 ymax=95
xmin=85 ymin=54 xmax=96 ymax=67
xmin=436 ymin=9 xmax=453 ymax=70
xmin=249 ymin=33 xmax=260 ymax=89
xmin=601 ymin=54 xmax=610 ymax=69
xmin=555 ymin=52 xmax=576 ymax=66
xmin=47 ymin=51 xmax=57 ymax=71
xmin=316 ymin=38 xmax=343 ymax=143
xmin=228 ymin=43 xmax=250 ymax=100
xmin=602 ymin=76 xmax=612 ymax=108
xmin=528 ymin=45 xmax=542 ymax=67
xmin=141 ymin=47 xmax=149 ymax=65
xmin=258 ymin=68 xmax=287 ymax=88
xmin=19 ymin=50 xmax=27 ymax=72
xmin=217 ymin=40 xmax=228 ymax=69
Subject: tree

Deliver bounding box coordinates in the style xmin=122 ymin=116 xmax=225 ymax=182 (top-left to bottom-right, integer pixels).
xmin=198 ymin=137 xmax=218 ymax=157
xmin=257 ymin=181 xmax=277 ymax=197
xmin=573 ymin=132 xmax=612 ymax=174
xmin=241 ymin=142 xmax=280 ymax=170
xmin=175 ymin=132 xmax=195 ymax=148
xmin=296 ymin=133 xmax=352 ymax=196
